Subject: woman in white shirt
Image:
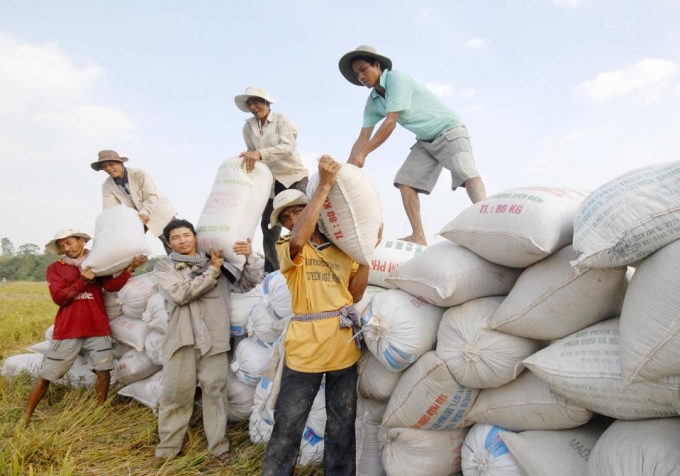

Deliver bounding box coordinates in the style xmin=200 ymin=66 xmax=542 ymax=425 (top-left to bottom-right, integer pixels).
xmin=235 ymin=86 xmax=309 ymax=273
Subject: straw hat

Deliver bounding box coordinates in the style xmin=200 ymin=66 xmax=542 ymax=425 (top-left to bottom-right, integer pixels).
xmin=234 ymin=86 xmax=277 ymax=113
xmin=269 ymin=189 xmax=308 ymax=229
xmin=45 ymin=228 xmax=91 ymax=255
xmin=338 ymin=45 xmax=393 ymax=86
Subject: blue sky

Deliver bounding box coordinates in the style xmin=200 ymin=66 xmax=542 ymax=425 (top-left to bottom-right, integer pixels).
xmin=1 ymin=0 xmax=679 ymax=255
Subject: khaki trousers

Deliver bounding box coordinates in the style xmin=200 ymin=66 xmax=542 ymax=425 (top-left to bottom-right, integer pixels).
xmin=155 ymin=347 xmax=230 ymax=458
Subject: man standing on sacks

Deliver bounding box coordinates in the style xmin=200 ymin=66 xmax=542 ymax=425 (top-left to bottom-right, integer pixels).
xmin=340 ymin=45 xmax=486 ymax=246
xmin=235 ymin=86 xmax=309 ymax=274
xmin=261 ymin=155 xmax=370 ymax=476
xmin=149 ymin=218 xmax=262 ymax=465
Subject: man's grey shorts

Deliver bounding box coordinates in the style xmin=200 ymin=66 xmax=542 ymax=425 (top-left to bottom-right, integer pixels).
xmin=394 ymin=125 xmax=480 ymax=194
xmin=39 ymin=335 xmax=114 ymax=381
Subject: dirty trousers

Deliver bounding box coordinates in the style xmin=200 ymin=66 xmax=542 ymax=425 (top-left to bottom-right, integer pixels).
xmin=261 ymin=363 xmax=358 ymax=476
xmin=155 ymin=347 xmax=230 ymax=458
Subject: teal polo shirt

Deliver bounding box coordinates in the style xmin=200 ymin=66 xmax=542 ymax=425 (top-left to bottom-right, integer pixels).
xmin=362 ymin=69 xmax=463 ymax=141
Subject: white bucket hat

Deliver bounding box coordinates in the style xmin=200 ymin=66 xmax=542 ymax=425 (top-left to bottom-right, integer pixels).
xmin=45 ymin=228 xmax=91 ymax=255
xmin=338 ymin=45 xmax=393 ymax=86
xmin=269 ymin=189 xmax=308 ymax=229
xmin=234 ymin=86 xmax=277 ymax=113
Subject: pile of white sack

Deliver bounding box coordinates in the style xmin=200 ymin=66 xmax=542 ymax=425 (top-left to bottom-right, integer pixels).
xmin=4 ymin=161 xmax=680 ymax=475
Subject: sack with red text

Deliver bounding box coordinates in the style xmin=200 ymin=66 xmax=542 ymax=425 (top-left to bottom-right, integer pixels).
xmin=439 ymin=187 xmax=589 ymax=268
xmin=307 ymin=163 xmax=382 ymax=266
xmin=369 ymin=239 xmax=426 ymax=289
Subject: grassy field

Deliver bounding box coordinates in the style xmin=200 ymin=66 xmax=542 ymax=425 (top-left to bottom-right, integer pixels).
xmin=0 ymin=282 xmax=323 ymax=476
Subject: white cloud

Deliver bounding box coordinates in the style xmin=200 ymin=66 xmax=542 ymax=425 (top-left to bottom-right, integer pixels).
xmin=465 ymin=38 xmax=486 ymax=49
xmin=0 ymin=32 xmax=102 ymax=112
xmin=576 ymin=58 xmax=680 ymax=101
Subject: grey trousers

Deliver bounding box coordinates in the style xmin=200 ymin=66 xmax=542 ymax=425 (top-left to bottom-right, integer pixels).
xmin=155 ymin=347 xmax=230 ymax=458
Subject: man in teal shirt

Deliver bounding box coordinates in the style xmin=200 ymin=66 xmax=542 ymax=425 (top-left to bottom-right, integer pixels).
xmin=340 ymin=45 xmax=486 ymax=246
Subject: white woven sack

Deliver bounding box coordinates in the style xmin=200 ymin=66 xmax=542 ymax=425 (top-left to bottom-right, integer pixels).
xmin=361 ymin=289 xmax=444 ymax=373
xmin=358 ymin=396 xmax=388 ymax=425
xmin=196 ymin=156 xmax=273 ymax=269
xmin=587 ymin=418 xmax=680 ymax=476
xmin=82 ymin=205 xmax=150 ymax=276
xmin=384 ymin=241 xmax=522 ymax=307
xmin=490 ymin=245 xmax=627 ymax=340
xmin=260 ymin=271 xmax=294 ymax=320
xmin=247 ymin=302 xmax=290 ymax=345
xmin=436 ymin=296 xmax=541 ymax=389
xmin=45 ymin=325 xmax=54 ymax=340
xmin=522 ymin=318 xmax=680 ymax=420
xmin=249 ymin=376 xmax=275 ymax=444
xmin=379 ymin=426 xmax=467 ymax=476
xmin=144 ymin=331 xmax=165 ymax=366
xmin=357 ymin=350 xmax=402 ymax=402
xmin=466 ymin=370 xmax=593 ymax=431
xmin=1 ymin=353 xmax=43 ymax=377
xmin=369 ymin=239 xmax=426 ymax=289
xmin=227 ymin=365 xmax=255 ymax=422
xmin=307 ymin=163 xmax=383 ymax=266
xmin=354 ymin=285 xmax=386 ymax=316
xmin=119 ymin=273 xmax=158 ymax=320
xmin=26 ymin=340 xmax=51 ymax=355
xmin=461 ymin=424 xmax=521 ymax=476
xmin=439 ymin=187 xmax=589 ymax=268
xmin=500 ymin=418 xmax=610 ymax=476
xmin=230 ymin=284 xmax=263 ymax=337
xmin=112 ymin=340 xmax=133 ymax=359
xmin=572 ymin=161 xmax=680 ymax=269
xmin=109 ymin=316 xmax=151 ymax=351
xmin=230 ymin=337 xmax=274 ymax=387
xmin=356 ymin=413 xmax=386 ymax=476
xmin=103 ymin=290 xmax=123 ymax=319
xmin=114 ymin=349 xmax=161 ymax=385
xmin=55 ymin=360 xmax=99 ymax=387
xmin=118 ymin=370 xmax=163 ymax=413
xmin=382 ymin=351 xmax=478 ymax=430
xmin=620 ymin=239 xmax=680 ymax=384
xmin=142 ymin=293 xmax=168 ymax=333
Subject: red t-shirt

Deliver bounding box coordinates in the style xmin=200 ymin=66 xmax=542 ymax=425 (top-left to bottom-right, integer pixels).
xmin=47 ymin=261 xmax=132 ymax=340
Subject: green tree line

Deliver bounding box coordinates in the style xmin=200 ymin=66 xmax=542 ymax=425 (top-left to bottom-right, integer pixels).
xmin=0 ymin=238 xmax=159 ymax=282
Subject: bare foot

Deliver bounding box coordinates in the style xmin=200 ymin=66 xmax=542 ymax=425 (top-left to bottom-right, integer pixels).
xmin=398 ymin=234 xmax=427 ymax=246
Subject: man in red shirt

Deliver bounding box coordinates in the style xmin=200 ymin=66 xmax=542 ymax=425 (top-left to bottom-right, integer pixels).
xmin=23 ymin=228 xmax=147 ymax=425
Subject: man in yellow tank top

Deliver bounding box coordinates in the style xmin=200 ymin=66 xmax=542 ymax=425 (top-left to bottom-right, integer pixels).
xmin=261 ymin=155 xmax=370 ymax=476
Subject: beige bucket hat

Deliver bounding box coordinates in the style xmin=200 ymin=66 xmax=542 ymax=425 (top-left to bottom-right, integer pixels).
xmin=234 ymin=86 xmax=277 ymax=113
xmin=338 ymin=45 xmax=393 ymax=86
xmin=269 ymin=189 xmax=308 ymax=229
xmin=45 ymin=228 xmax=91 ymax=255
xmin=91 ymin=150 xmax=129 ymax=171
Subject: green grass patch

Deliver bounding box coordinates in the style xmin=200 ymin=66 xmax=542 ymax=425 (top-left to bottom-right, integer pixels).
xmin=0 ymin=282 xmax=324 ymax=475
